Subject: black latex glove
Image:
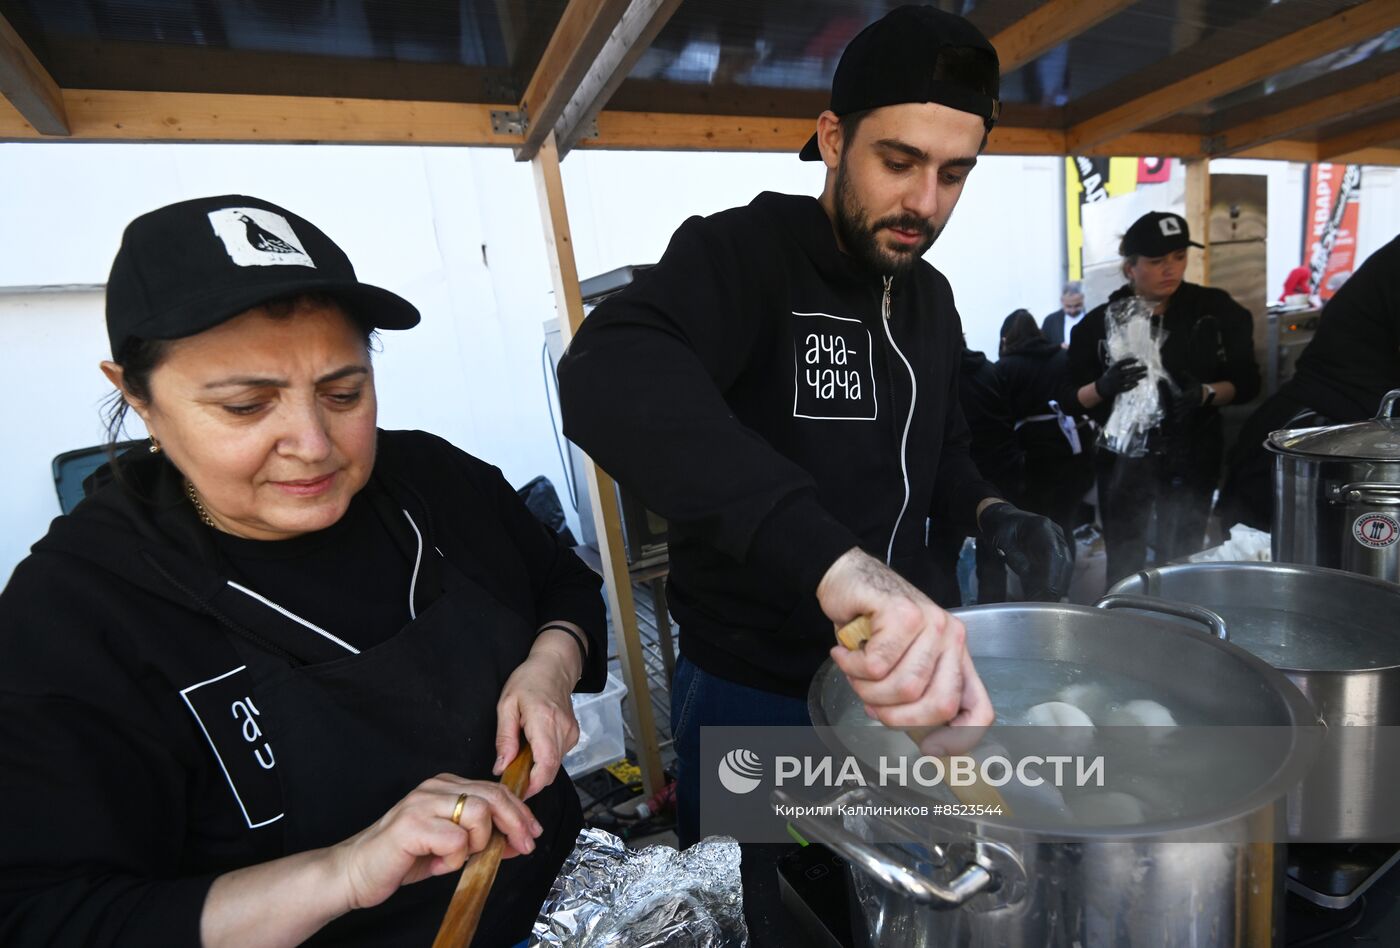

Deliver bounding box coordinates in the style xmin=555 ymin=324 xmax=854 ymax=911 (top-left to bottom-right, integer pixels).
xmin=1094 ymin=357 xmax=1148 ymax=400
xmin=979 ymin=502 xmax=1074 ymax=601
xmin=1169 ymin=378 xmax=1205 ymax=423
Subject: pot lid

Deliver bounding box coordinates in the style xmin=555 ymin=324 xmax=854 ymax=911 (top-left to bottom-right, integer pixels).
xmin=1268 ymin=389 xmax=1400 ymax=461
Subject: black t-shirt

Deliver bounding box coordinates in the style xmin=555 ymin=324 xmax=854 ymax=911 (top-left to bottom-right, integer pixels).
xmin=209 ymin=488 xmax=412 ymax=652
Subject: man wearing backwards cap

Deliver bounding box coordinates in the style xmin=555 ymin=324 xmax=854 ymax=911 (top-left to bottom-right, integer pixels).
xmin=560 ymin=5 xmax=1072 ymax=845
xmin=1066 ymin=210 xmax=1260 ymax=582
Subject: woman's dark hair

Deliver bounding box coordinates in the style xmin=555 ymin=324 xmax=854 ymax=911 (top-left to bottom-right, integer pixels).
xmin=999 ymin=309 xmax=1044 ymax=356
xmin=102 ymin=292 xmax=375 ymax=450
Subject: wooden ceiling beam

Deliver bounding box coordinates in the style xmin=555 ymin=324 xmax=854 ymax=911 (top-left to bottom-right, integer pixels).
xmin=1067 ymin=0 xmax=1400 ymax=152
xmin=991 ymin=0 xmax=1135 ymax=75
xmin=1319 ymin=115 xmax=1400 ymax=161
xmin=552 ymin=0 xmax=684 ymax=155
xmin=0 ymin=90 xmax=521 ymax=146
xmin=0 ymin=89 xmax=1328 ymax=164
xmin=1208 ymin=72 xmax=1400 ymax=156
xmin=0 ymin=12 xmax=68 ymax=135
xmin=1328 ymin=146 xmax=1400 ymax=166
xmin=514 ymin=0 xmax=631 ymax=161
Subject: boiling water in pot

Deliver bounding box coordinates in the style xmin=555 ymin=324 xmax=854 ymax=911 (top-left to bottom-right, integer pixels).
xmin=828 ymin=657 xmax=1260 ymax=828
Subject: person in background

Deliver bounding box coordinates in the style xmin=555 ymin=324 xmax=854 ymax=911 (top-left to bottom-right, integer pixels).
xmin=929 ymin=342 xmax=1024 ymax=605
xmin=0 ymin=196 xmax=605 ymax=946
xmin=558 ymin=6 xmax=1072 ymax=846
xmin=1279 ymin=265 xmax=1313 ymax=302
xmin=1067 ymin=211 xmax=1260 ymax=583
xmin=1221 ymin=233 xmax=1400 ymax=530
xmin=1041 ymin=280 xmax=1086 ymax=347
xmin=996 ymin=310 xmax=1094 ymax=558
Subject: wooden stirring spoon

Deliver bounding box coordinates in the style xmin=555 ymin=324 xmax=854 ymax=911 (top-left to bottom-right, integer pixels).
xmin=432 ymin=743 xmax=535 ymax=948
xmin=836 ymin=615 xmax=1011 ymax=816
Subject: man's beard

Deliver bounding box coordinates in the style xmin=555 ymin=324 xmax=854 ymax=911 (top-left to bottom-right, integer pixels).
xmin=833 ymin=158 xmax=938 ymax=275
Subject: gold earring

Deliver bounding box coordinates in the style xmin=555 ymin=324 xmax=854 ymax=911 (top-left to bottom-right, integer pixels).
xmin=149 ymin=437 xmax=161 ymax=454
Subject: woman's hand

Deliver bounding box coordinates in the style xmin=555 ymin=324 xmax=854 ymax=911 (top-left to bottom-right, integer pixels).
xmin=331 ymin=773 xmax=542 ymax=910
xmin=202 ymin=773 xmax=542 ymax=948
xmin=495 ymin=626 xmax=585 ymax=799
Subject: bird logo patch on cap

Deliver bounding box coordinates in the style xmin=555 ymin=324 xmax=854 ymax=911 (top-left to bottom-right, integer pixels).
xmin=1158 ymin=216 xmax=1183 ymax=237
xmin=207 ymin=207 xmax=315 ymax=268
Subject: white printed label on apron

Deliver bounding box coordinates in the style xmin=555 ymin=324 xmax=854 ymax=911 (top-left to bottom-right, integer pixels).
xmin=180 ymin=665 xmax=284 ymax=829
xmin=1352 ymin=512 xmax=1400 ymax=550
xmin=791 ymin=312 xmax=878 ymax=421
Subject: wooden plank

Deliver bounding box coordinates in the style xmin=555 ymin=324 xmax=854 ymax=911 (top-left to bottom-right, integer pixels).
xmin=0 ymin=12 xmax=68 ymax=135
xmin=530 ymin=130 xmax=665 ymax=798
xmin=0 ymin=89 xmax=520 ymax=145
xmin=581 ymin=110 xmax=816 ymax=151
xmin=1184 ymin=158 xmax=1210 ymax=286
xmin=1234 ymin=139 xmax=1319 ymax=162
xmin=1318 ymin=115 xmax=1400 ymax=161
xmin=1328 ymin=145 xmax=1400 ymax=166
xmin=516 ymin=0 xmax=631 ymax=160
xmin=1067 ymin=0 xmax=1400 ymax=151
xmin=554 ymin=0 xmax=685 ymax=154
xmin=1209 ymin=73 xmax=1400 ymax=156
xmin=991 ymin=0 xmax=1135 ymax=74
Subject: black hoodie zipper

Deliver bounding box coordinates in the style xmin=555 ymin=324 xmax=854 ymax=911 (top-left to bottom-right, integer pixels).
xmin=879 ymin=275 xmax=917 ymax=565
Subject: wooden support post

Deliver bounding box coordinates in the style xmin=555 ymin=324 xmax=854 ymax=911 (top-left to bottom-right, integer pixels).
xmin=1184 ymin=158 xmax=1210 ymax=287
xmin=530 ymin=130 xmax=664 ymax=797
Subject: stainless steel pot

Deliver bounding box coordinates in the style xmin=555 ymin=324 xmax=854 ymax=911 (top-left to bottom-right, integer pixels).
xmin=1109 ymin=562 xmax=1400 ymax=842
xmin=782 ymin=599 xmax=1318 ymax=947
xmin=1268 ymin=388 xmax=1400 ymax=583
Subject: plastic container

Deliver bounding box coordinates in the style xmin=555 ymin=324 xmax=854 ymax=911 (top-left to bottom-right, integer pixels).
xmin=563 ymin=671 xmax=627 ymax=778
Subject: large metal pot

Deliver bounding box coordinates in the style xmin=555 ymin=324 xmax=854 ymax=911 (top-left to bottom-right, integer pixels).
xmin=1268 ymin=388 xmax=1400 ymax=583
xmin=1109 ymin=562 xmax=1400 ymax=842
xmin=780 ymin=599 xmax=1318 ymax=947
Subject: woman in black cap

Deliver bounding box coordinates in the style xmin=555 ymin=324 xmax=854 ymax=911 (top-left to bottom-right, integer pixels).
xmin=0 ymin=196 xmax=605 ymax=946
xmin=1066 ymin=211 xmax=1260 ymax=583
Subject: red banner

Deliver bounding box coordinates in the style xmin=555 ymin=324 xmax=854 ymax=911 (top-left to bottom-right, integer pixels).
xmin=1303 ymin=163 xmax=1363 ymax=300
xmin=1137 ymin=157 xmax=1172 ymax=184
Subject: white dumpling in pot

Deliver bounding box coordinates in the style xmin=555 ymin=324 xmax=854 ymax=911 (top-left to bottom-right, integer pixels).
xmin=1069 ymin=791 xmax=1147 ymax=827
xmin=1026 ymin=700 xmax=1096 ymax=753
xmin=1103 ymin=699 xmax=1178 ymax=739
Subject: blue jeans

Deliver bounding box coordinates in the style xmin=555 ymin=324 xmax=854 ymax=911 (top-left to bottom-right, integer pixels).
xmin=670 ymin=655 xmax=811 ymax=847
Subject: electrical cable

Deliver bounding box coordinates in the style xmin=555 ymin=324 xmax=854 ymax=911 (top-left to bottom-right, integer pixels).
xmin=540 ymin=341 xmax=579 ymax=511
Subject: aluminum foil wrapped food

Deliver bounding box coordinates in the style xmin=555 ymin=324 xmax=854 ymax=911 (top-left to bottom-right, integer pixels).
xmin=1099 ymin=295 xmax=1169 ymax=458
xmin=529 ymin=827 xmax=749 ymax=947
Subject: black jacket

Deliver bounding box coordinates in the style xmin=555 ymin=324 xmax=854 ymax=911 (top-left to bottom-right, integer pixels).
xmin=1042 ymin=309 xmax=1067 ymax=346
xmin=558 ymin=191 xmax=996 ymax=695
xmin=1291 ymin=233 xmax=1400 ymax=420
xmin=1066 ymin=281 xmax=1260 ymax=434
xmin=997 ymin=338 xmax=1084 ymax=458
xmin=0 ymin=430 xmax=605 ymax=946
xmin=959 ymin=348 xmax=1023 ymax=496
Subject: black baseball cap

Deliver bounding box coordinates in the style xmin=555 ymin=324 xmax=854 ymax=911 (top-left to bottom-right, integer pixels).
xmin=105 ymin=195 xmax=420 ymax=356
xmin=798 ymin=5 xmax=1001 ymax=162
xmin=1119 ymin=211 xmax=1204 ymax=257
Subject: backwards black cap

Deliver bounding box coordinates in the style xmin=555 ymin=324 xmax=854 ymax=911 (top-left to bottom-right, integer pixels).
xmin=105 ymin=195 xmax=420 ymax=356
xmin=799 ymin=4 xmax=1001 ymax=161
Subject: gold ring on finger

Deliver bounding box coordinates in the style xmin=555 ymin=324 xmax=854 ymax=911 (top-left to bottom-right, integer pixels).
xmin=450 ymin=792 xmax=468 ymax=826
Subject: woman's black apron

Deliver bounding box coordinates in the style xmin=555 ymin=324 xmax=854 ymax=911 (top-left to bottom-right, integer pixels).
xmin=209 ymin=488 xmax=581 ymax=946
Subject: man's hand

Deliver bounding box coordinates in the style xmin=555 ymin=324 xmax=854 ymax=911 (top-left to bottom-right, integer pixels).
xmin=978 ymin=502 xmax=1073 ymax=601
xmin=817 ymin=548 xmax=993 ymax=753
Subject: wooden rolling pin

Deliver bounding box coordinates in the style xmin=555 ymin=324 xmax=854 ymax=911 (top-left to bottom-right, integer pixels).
xmin=836 ymin=615 xmax=1011 ymax=816
xmin=432 ymin=744 xmax=535 ymax=948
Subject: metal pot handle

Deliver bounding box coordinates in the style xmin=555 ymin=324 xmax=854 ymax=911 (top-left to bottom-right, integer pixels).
xmin=1376 ymin=389 xmax=1400 ymax=420
xmin=1329 ymin=482 xmax=1400 ymax=507
xmin=772 ymin=787 xmax=995 ymax=906
xmin=1095 ymin=593 xmax=1229 ymax=640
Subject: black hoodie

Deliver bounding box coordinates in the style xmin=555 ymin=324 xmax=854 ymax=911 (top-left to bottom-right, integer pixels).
xmin=0 ymin=429 xmax=604 ymax=945
xmin=558 ymin=192 xmax=996 ymax=695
